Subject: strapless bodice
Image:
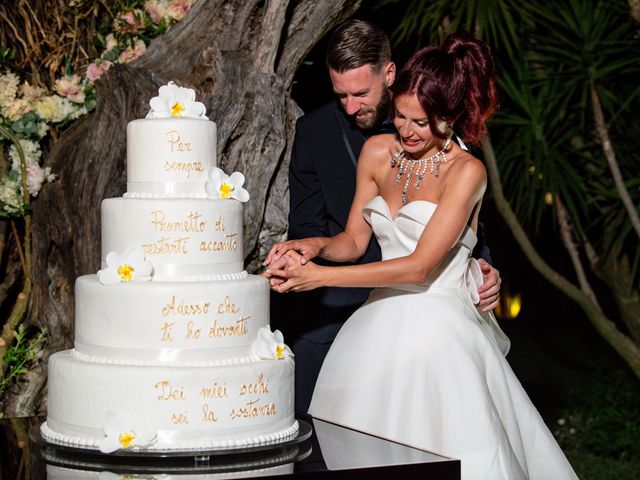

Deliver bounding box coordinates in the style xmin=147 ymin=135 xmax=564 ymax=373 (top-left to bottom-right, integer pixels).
xmin=363 ymin=195 xmax=477 ymax=290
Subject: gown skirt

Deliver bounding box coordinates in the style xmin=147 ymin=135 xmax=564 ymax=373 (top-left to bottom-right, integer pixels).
xmin=308 ymin=196 xmax=578 ymax=480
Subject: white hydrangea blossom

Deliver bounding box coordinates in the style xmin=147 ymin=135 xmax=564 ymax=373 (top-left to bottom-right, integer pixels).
xmin=9 ymin=139 xmax=42 ymax=170
xmin=0 ymin=177 xmax=23 ymax=215
xmin=33 ymin=95 xmax=81 ymax=123
xmin=0 ymin=71 xmax=20 ymax=112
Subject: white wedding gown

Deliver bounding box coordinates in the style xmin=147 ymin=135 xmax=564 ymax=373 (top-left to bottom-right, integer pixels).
xmin=308 ymin=196 xmax=578 ymax=480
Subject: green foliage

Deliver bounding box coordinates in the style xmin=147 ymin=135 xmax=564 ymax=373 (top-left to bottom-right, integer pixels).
xmin=0 ymin=46 xmax=15 ymax=66
xmin=555 ymin=370 xmax=640 ymax=462
xmin=0 ymin=325 xmax=47 ymax=398
xmin=382 ymin=0 xmax=526 ymax=61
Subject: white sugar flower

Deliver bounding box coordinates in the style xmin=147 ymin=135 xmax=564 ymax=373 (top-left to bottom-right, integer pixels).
xmin=146 ymin=81 xmax=207 ymax=119
xmin=252 ymin=326 xmax=293 ymax=360
xmin=205 ymin=167 xmax=249 ymax=202
xmin=99 ymin=411 xmax=157 ymax=453
xmin=97 ymin=247 xmax=153 ymax=285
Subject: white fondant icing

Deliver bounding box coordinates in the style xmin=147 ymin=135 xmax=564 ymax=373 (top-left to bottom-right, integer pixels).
xmin=127 ymin=118 xmax=216 ymax=196
xmin=101 ymin=197 xmax=244 ymax=279
xmin=43 ymin=351 xmax=296 ymax=451
xmin=75 ymin=274 xmax=270 ymax=363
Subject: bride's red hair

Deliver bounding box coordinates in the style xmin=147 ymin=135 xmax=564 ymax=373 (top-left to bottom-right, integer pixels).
xmin=393 ymin=32 xmax=498 ymax=146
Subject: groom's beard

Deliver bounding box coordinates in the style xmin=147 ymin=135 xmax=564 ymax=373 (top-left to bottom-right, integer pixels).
xmin=354 ymin=87 xmax=391 ymax=131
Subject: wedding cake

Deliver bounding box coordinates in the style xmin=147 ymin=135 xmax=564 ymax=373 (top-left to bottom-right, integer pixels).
xmin=41 ymin=82 xmax=296 ymax=453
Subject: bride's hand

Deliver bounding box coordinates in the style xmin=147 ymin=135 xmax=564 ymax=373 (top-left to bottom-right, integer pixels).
xmin=263 ymin=237 xmax=323 ymax=267
xmin=261 ymin=252 xmax=302 ymax=287
xmin=267 ymin=250 xmax=326 ymax=293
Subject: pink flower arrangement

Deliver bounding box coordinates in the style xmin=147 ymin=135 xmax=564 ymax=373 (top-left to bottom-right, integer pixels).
xmin=54 ymin=75 xmax=85 ymax=103
xmin=144 ymin=0 xmax=166 ymax=23
xmin=86 ymin=60 xmax=114 ymax=83
xmin=25 ymin=164 xmax=45 ymax=196
xmin=167 ymin=0 xmax=194 ymax=21
xmin=118 ymin=40 xmax=147 ymax=64
xmin=118 ymin=9 xmax=145 ymax=32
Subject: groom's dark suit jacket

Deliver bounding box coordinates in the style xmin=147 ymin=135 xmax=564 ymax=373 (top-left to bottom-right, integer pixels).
xmin=285 ymin=101 xmax=381 ymax=343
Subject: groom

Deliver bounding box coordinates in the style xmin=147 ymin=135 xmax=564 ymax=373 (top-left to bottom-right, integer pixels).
xmin=274 ymin=19 xmax=501 ymax=413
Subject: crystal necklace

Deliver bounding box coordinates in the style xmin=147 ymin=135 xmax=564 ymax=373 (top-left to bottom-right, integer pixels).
xmin=390 ymin=137 xmax=452 ymax=205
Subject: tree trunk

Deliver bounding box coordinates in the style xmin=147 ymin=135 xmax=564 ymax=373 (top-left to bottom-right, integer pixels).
xmin=4 ymin=0 xmax=361 ymax=417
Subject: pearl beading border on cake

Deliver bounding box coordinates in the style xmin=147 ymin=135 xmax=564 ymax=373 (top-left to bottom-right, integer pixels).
xmin=40 ymin=420 xmax=299 ymax=451
xmin=123 ymin=192 xmax=209 ymax=199
xmin=151 ymin=271 xmax=249 ymax=282
xmin=69 ymin=348 xmax=271 ymax=367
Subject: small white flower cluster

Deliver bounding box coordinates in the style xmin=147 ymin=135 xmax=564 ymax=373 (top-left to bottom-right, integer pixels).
xmin=0 ymin=70 xmax=74 ymax=215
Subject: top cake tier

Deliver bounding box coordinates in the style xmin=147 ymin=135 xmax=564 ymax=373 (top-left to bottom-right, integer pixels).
xmin=126 ymin=117 xmax=217 ymax=197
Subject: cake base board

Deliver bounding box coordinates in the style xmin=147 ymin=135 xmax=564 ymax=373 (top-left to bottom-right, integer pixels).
xmin=32 ymin=420 xmax=311 ymax=473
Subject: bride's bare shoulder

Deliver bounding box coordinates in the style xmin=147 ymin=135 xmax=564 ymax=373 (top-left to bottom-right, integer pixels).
xmin=360 ymin=134 xmax=400 ymax=165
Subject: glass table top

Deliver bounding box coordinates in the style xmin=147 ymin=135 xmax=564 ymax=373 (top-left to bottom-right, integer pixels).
xmin=1 ymin=415 xmax=460 ymax=479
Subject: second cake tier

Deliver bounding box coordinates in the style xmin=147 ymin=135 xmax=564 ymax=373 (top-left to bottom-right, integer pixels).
xmin=102 ymin=197 xmax=244 ymax=280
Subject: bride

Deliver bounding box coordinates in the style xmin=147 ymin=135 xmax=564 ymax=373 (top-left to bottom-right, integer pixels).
xmin=264 ymin=32 xmax=578 ymax=480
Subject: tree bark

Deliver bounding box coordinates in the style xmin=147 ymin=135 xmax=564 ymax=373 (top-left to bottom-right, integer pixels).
xmin=6 ymin=0 xmax=361 ymax=417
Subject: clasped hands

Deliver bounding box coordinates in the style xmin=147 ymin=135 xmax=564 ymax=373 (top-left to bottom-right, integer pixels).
xmin=261 ymin=238 xmax=323 ymax=293
xmin=262 ymin=239 xmax=502 ymax=312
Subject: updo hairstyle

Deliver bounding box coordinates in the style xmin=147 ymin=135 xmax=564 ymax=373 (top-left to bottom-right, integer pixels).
xmin=393 ymin=31 xmax=498 ymax=145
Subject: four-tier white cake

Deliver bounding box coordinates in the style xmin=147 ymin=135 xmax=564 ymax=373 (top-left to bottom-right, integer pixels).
xmin=41 ymin=82 xmax=296 ymax=453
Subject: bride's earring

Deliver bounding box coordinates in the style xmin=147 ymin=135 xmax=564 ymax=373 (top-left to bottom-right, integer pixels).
xmin=443 ymin=126 xmax=454 ymax=150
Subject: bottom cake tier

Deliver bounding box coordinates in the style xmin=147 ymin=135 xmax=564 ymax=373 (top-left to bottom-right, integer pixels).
xmin=42 ymin=350 xmax=296 ymax=451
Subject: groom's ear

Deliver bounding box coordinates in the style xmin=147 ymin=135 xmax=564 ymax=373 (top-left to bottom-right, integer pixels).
xmin=385 ymin=61 xmax=396 ymax=87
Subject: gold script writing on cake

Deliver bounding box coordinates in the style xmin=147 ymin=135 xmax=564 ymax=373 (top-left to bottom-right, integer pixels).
xmin=199 ymin=233 xmax=238 ymax=252
xmin=154 ymin=380 xmax=187 ymax=401
xmin=160 ymin=321 xmax=175 ymax=342
xmin=239 ymin=372 xmax=269 ymax=395
xmin=166 ymin=129 xmax=193 ymax=152
xmin=143 ymin=236 xmax=189 ymax=255
xmin=229 ymin=399 xmax=277 ymax=420
xmin=217 ymin=296 xmax=239 ymax=314
xmin=201 ymin=404 xmax=219 ymax=422
xmin=199 ymin=382 xmax=229 ymax=399
xmin=208 ymin=316 xmax=249 ymax=338
xmin=162 ymin=296 xmax=211 ymax=316
xmin=151 ymin=210 xmax=207 ymax=233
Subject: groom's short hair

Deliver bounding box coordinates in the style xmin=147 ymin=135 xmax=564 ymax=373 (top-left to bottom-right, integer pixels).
xmin=326 ymin=19 xmax=391 ymax=74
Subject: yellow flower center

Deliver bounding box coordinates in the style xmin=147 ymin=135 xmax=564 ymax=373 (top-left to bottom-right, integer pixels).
xmin=118 ymin=263 xmax=135 ymax=282
xmin=276 ymin=345 xmax=285 ymax=359
xmin=219 ymin=182 xmax=234 ymax=199
xmin=119 ymin=431 xmax=136 ymax=448
xmin=171 ymin=101 xmax=185 ymax=117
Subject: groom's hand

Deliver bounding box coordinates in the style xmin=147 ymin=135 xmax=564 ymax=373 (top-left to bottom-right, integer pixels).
xmin=477 ymin=259 xmax=501 ymax=312
xmin=264 ymin=238 xmax=322 ymax=267
xmin=262 ymin=251 xmax=304 ymax=288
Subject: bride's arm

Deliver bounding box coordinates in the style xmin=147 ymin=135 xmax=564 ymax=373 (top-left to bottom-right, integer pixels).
xmin=264 ymin=137 xmax=388 ymax=266
xmin=269 ymin=155 xmax=486 ymax=292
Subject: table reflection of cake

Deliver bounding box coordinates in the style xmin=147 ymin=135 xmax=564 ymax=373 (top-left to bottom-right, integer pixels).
xmin=41 ymin=82 xmax=296 ymax=453
xmin=46 ymin=463 xmax=295 ymax=479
